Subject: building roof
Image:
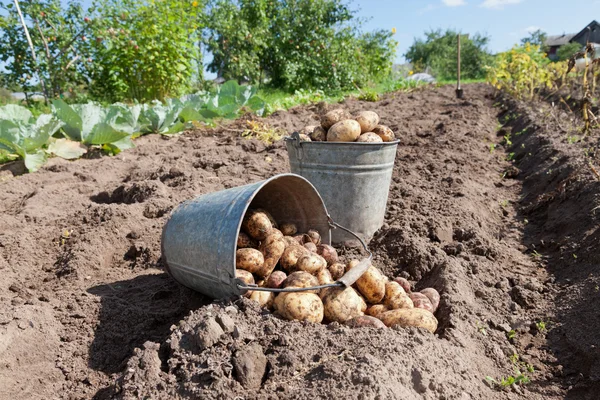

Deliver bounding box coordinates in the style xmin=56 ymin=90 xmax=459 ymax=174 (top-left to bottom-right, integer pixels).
xmin=546 ymin=33 xmax=575 ymax=47
xmin=572 ymin=20 xmax=600 ymax=43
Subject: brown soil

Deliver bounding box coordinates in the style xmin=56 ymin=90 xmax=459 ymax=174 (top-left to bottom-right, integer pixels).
xmin=1 ymin=83 xmax=598 ymax=400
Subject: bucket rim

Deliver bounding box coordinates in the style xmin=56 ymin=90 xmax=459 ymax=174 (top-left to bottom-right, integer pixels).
xmin=284 ymin=136 xmax=400 ymax=146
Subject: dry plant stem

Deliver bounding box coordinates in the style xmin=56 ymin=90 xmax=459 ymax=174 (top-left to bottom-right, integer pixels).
xmin=588 ymin=161 xmax=600 ymax=180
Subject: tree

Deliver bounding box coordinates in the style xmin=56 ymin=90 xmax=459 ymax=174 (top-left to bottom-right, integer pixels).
xmin=405 ymin=29 xmax=492 ymax=80
xmin=556 ymin=42 xmax=582 ymax=61
xmin=520 ymin=29 xmax=547 ymax=48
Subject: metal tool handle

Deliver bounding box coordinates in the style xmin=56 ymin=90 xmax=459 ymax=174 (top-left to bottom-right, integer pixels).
xmin=236 ymin=218 xmax=372 ymax=293
xmin=286 ymin=131 xmax=304 ymax=161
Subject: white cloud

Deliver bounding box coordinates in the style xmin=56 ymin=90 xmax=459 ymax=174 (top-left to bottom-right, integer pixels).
xmin=480 ymin=0 xmax=523 ymax=9
xmin=442 ymin=0 xmax=467 ymax=6
xmin=525 ymin=26 xmax=542 ymax=33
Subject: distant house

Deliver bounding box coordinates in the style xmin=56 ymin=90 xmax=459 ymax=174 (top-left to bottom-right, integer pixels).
xmin=546 ymin=20 xmax=600 ymax=61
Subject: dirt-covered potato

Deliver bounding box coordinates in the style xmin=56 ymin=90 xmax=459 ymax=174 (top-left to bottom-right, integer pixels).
xmin=321 ymin=109 xmax=351 ymax=130
xmin=280 ymin=222 xmax=298 ymax=236
xmin=420 ymin=288 xmax=440 ymax=312
xmin=292 ymin=233 xmax=310 ymax=245
xmin=280 ymin=245 xmax=310 ymax=272
xmin=384 ymin=281 xmax=414 ymax=310
xmin=266 ymin=271 xmax=287 ymax=289
xmin=283 ymin=236 xmax=298 ymax=248
xmin=298 ymin=134 xmax=311 ymax=142
xmin=255 ymin=208 xmax=278 ymax=229
xmin=250 ymin=290 xmax=275 ymax=309
xmin=236 ymin=269 xmax=255 ymax=297
xmin=306 ymin=229 xmax=321 ymax=245
xmin=366 ymin=304 xmax=390 ymax=318
xmin=372 ymin=125 xmax=395 ymax=142
xmin=356 ymin=132 xmax=383 ymax=143
xmin=274 ymin=292 xmax=324 ymax=323
xmin=242 ymin=209 xmax=273 ymax=240
xmin=345 ymin=315 xmax=386 ymax=329
xmin=237 ymin=232 xmax=258 ymax=249
xmin=299 ymin=125 xmax=318 ymax=136
xmin=304 ymin=242 xmax=317 ymax=253
xmin=327 ymin=119 xmax=362 ymax=142
xmin=296 ymin=254 xmax=327 ymax=275
xmin=345 ymin=259 xmax=360 ymax=272
xmin=310 ymin=126 xmax=327 ymax=141
xmin=316 ymin=268 xmax=334 ymax=286
xmin=409 ymin=292 xmax=434 ymax=313
xmin=328 ymin=263 xmax=345 ymax=280
xmin=258 ymin=231 xmax=286 ymax=277
xmin=354 ymin=111 xmax=380 ymax=133
xmin=394 ymin=277 xmax=412 ymax=293
xmin=379 ymin=308 xmax=438 ymax=333
xmin=236 ymin=248 xmax=265 ymax=274
xmin=356 ymin=265 xmax=386 ymax=304
xmin=322 ymin=287 xmax=365 ymax=323
xmin=317 ymin=244 xmax=338 ymax=265
xmin=357 ymin=293 xmax=368 ymax=313
xmin=282 ymin=271 xmax=319 ymax=293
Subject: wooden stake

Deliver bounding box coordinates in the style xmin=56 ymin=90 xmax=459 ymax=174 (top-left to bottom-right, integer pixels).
xmin=456 ymin=33 xmax=463 ymax=99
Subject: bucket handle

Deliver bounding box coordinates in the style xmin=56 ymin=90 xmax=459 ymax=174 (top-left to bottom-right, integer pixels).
xmin=287 ymin=131 xmax=305 ymax=161
xmin=237 ymin=216 xmax=372 ymax=293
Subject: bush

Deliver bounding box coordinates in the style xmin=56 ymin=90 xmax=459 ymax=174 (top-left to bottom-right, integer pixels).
xmin=556 ymin=42 xmax=582 ymax=62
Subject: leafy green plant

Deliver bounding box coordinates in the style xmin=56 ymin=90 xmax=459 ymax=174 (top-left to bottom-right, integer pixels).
xmin=138 ymin=100 xmax=185 ymax=135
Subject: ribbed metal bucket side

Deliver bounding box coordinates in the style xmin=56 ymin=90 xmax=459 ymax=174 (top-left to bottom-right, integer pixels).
xmin=286 ymin=140 xmax=399 ymax=245
xmin=161 ymin=174 xmax=331 ymax=299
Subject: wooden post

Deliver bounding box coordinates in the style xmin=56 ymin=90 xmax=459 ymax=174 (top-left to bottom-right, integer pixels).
xmin=456 ymin=33 xmax=463 ymax=99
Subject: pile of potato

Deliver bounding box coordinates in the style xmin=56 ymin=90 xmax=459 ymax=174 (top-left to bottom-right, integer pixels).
xmin=236 ymin=209 xmax=441 ymax=333
xmin=296 ymin=109 xmax=395 ymax=143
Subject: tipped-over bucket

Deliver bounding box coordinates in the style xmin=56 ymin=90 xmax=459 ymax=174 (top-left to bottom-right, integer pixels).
xmin=285 ymin=133 xmax=399 ymax=245
xmin=161 ymin=174 xmax=332 ymax=299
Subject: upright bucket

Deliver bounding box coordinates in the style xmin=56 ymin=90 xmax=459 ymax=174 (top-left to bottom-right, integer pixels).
xmin=161 ymin=174 xmax=332 ymax=299
xmin=285 ymin=133 xmax=399 ymax=245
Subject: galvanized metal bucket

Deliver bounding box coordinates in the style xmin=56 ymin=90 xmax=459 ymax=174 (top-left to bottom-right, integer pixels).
xmin=285 ymin=132 xmax=399 ymax=245
xmin=161 ymin=174 xmax=371 ymax=299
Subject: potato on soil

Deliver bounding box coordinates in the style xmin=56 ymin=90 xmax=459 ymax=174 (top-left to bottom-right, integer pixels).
xmin=304 ymin=242 xmax=317 ymax=253
xmin=280 ymin=245 xmax=310 ymax=272
xmin=366 ymin=304 xmax=390 ymax=318
xmin=384 ymin=281 xmax=414 ymax=310
xmin=327 ymin=119 xmax=361 ymax=142
xmin=420 ymin=288 xmax=440 ymax=312
xmin=250 ymin=290 xmax=275 ymax=309
xmin=237 ymin=232 xmax=257 ymax=249
xmin=236 ymin=269 xmax=255 ymax=297
xmin=310 ymin=126 xmax=327 ymax=141
xmin=356 ymin=265 xmax=386 ymax=304
xmin=317 ymin=244 xmax=338 ymax=265
xmin=257 ymin=231 xmax=286 ymax=277
xmin=379 ymin=308 xmax=438 ymax=333
xmin=345 ymin=315 xmax=386 ymax=329
xmin=356 ymin=132 xmax=383 ymax=143
xmin=296 ymin=254 xmax=327 ymax=275
xmin=306 ymin=229 xmax=321 ymax=245
xmin=394 ymin=277 xmax=412 ymax=293
xmin=409 ymin=292 xmax=434 ymax=313
xmin=345 ymin=259 xmax=360 ymax=272
xmin=282 ymin=271 xmax=320 ymax=293
xmin=274 ymin=292 xmax=324 ymax=323
xmin=322 ymin=287 xmax=365 ymax=323
xmin=372 ymin=125 xmax=395 ymax=142
xmin=354 ymin=111 xmax=380 ymax=133
xmin=242 ymin=210 xmax=273 ymax=240
xmin=280 ymin=222 xmax=298 ymax=236
xmin=321 ymin=109 xmax=351 ymax=130
xmin=266 ymin=271 xmax=287 ymax=289
xmin=328 ymin=263 xmax=345 ymax=280
xmin=298 ymin=134 xmax=311 ymax=142
xmin=236 ymin=248 xmax=265 ymax=274
xmin=299 ymin=125 xmax=318 ymax=136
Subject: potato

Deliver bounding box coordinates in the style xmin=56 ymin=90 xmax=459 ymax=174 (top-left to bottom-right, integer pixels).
xmin=321 ymin=109 xmax=351 ymax=130
xmin=258 ymin=231 xmax=286 ymax=277
xmin=310 ymin=126 xmax=327 ymax=142
xmin=250 ymin=290 xmax=275 ymax=309
xmin=306 ymin=229 xmax=321 ymax=245
xmin=322 ymin=287 xmax=365 ymax=323
xmin=379 ymin=308 xmax=438 ymax=333
xmin=280 ymin=222 xmax=298 ymax=236
xmin=384 ymin=281 xmax=414 ymax=310
xmin=283 ymin=271 xmax=319 ymax=293
xmin=409 ymin=293 xmax=434 ymax=313
xmin=280 ymin=246 xmax=310 ymax=272
xmin=283 ymin=236 xmax=298 ymax=248
xmin=237 ymin=232 xmax=258 ymax=249
xmin=236 ymin=248 xmax=265 ymax=274
xmin=298 ymin=134 xmax=311 ymax=142
xmin=345 ymin=259 xmax=360 ymax=272
xmin=317 ymin=268 xmax=334 ymax=285
xmin=366 ymin=304 xmax=390 ymax=318
xmin=304 ymin=242 xmax=317 ymax=253
xmin=394 ymin=277 xmax=412 ymax=293
xmin=266 ymin=271 xmax=287 ymax=289
xmin=328 ymin=263 xmax=345 ymax=280
xmin=327 ymin=119 xmax=361 ymax=142
xmin=242 ymin=210 xmax=273 ymax=240
xmin=357 ymin=293 xmax=368 ymax=313
xmin=345 ymin=315 xmax=386 ymax=329
xmin=317 ymin=244 xmax=338 ymax=265
xmin=420 ymin=288 xmax=441 ymax=313
xmin=296 ymin=254 xmax=327 ymax=275
xmin=354 ymin=111 xmax=380 ymax=133
xmin=292 ymin=233 xmax=310 ymax=245
xmin=372 ymin=125 xmax=395 ymax=142
xmin=255 ymin=208 xmax=278 ymax=229
xmin=274 ymin=292 xmax=324 ymax=323
xmin=356 ymin=132 xmax=383 ymax=143
xmin=236 ymin=269 xmax=255 ymax=297
xmin=299 ymin=125 xmax=318 ymax=136
xmin=356 ymin=265 xmax=386 ymax=304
